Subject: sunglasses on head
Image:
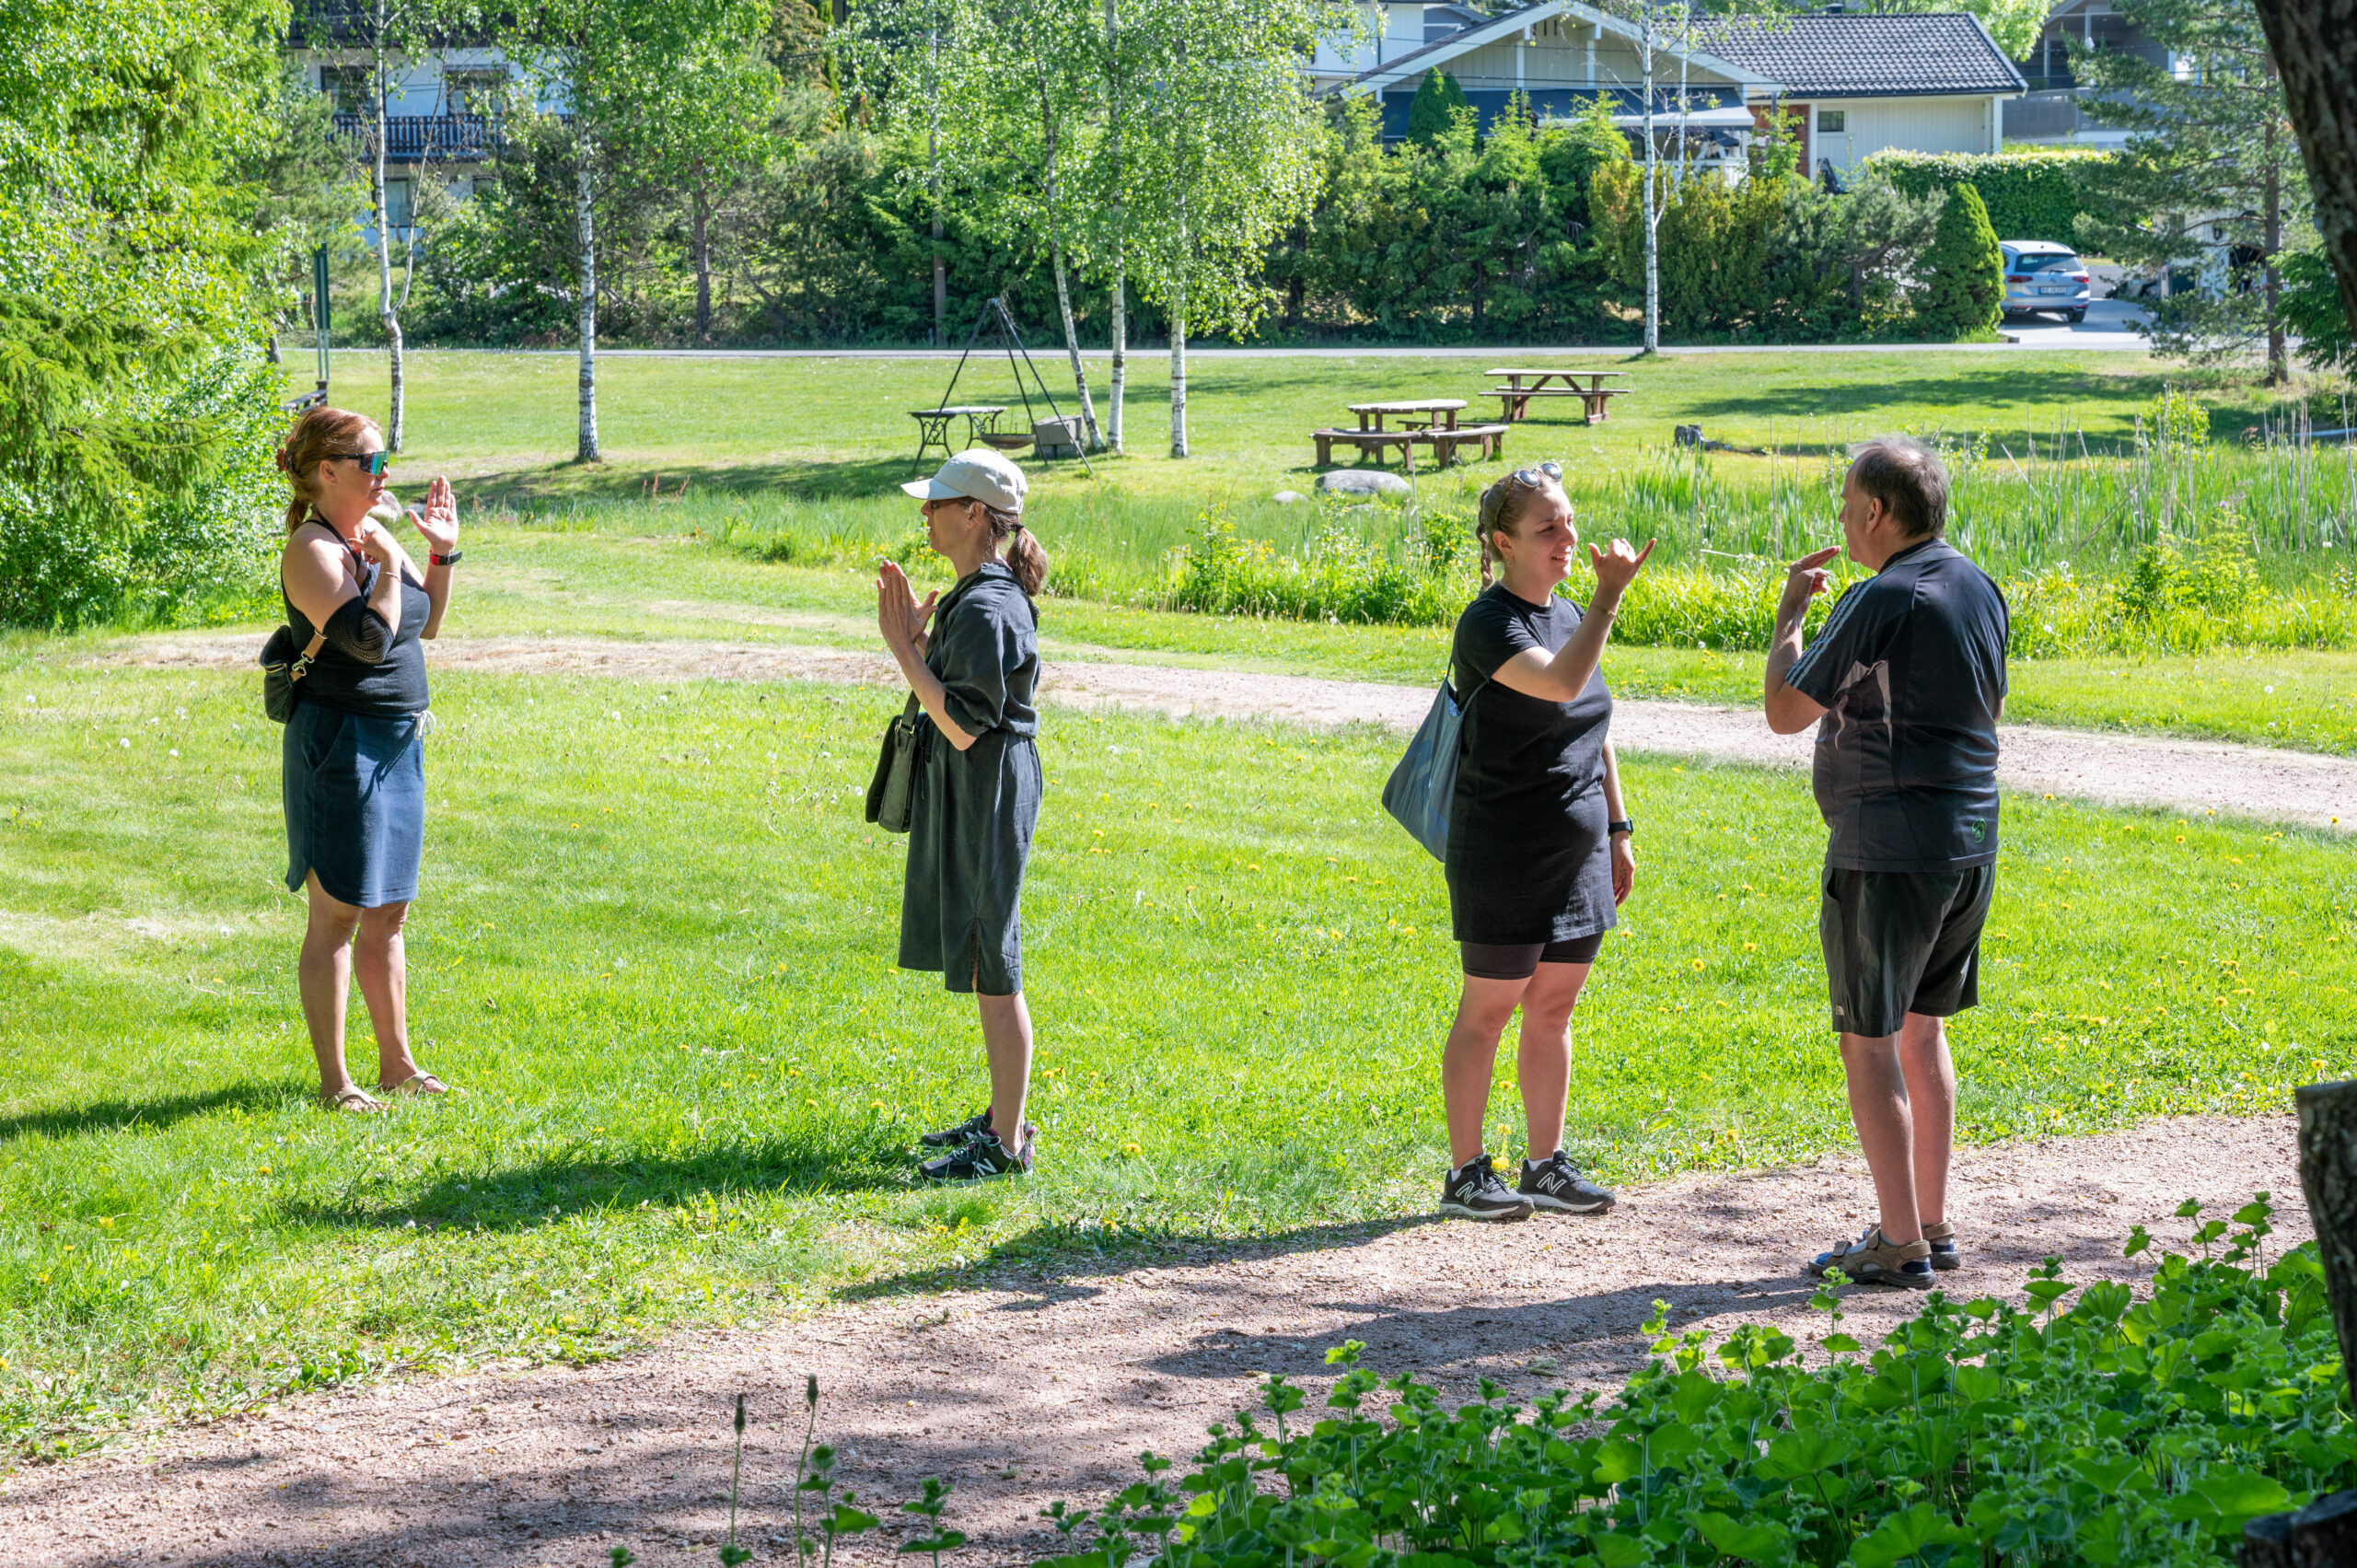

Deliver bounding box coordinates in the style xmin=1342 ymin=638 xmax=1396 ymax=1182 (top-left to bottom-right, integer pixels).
xmin=330 ymin=450 xmax=391 ymax=476
xmin=1479 ymin=459 xmax=1563 ymax=528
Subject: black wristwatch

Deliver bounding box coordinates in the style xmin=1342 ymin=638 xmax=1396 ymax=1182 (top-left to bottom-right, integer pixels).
xmin=430 ymin=550 xmax=463 ymax=566
xmin=1608 ymin=819 xmax=1635 ymax=838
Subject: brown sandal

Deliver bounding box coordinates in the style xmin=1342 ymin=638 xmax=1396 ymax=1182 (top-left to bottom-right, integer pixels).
xmin=321 ymin=1087 xmax=384 ymax=1114
xmin=379 ymin=1072 xmax=458 ymax=1098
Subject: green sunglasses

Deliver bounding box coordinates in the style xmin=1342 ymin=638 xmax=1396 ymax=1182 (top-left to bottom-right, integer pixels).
xmin=329 ymin=449 xmax=392 ymax=476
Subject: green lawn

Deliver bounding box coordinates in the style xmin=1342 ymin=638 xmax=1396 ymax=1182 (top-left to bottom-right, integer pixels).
xmin=5 ymin=652 xmax=2352 ymax=1455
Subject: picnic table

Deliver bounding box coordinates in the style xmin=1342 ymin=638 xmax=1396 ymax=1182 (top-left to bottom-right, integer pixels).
xmin=1313 ymin=399 xmax=1508 ymax=471
xmin=1486 ymin=369 xmax=1632 ymax=425
xmin=910 ymin=404 xmax=1007 ymax=462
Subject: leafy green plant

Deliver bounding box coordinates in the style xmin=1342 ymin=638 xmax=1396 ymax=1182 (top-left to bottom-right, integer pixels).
xmin=1916 ymin=182 xmax=2005 ymax=338
xmin=1040 ymin=1198 xmax=2347 ymax=1568
xmin=2148 ymin=387 xmax=2213 ymax=449
xmin=1868 ymin=148 xmax=2112 ymax=246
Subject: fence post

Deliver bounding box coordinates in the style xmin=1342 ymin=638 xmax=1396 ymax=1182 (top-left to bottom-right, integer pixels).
xmin=2242 ymin=1082 xmax=2357 ymax=1566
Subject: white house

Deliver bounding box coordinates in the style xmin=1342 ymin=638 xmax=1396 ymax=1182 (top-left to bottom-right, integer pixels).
xmin=1325 ymin=2 xmax=2026 ymax=172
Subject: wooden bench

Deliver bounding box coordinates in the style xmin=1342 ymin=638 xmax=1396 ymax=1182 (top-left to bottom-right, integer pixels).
xmin=1313 ymin=423 xmax=1508 ymax=471
xmin=1490 ymin=385 xmax=1631 ymax=424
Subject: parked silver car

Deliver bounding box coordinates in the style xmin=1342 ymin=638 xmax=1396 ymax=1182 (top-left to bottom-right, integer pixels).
xmin=2000 ymin=241 xmax=2090 ymax=323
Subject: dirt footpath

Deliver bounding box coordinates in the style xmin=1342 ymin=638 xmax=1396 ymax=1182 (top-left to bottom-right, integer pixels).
xmin=114 ymin=633 xmax=2357 ymax=829
xmin=7 ymin=1118 xmax=2302 ymax=1568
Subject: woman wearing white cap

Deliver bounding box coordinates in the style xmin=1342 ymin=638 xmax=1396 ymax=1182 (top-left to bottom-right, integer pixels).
xmin=878 ymin=449 xmax=1051 ymax=1181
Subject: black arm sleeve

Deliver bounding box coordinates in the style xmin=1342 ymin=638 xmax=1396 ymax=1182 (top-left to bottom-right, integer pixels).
xmin=320 ymin=595 xmax=392 ymax=666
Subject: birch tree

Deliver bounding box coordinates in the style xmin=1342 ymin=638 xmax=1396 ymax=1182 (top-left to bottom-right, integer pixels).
xmin=504 ymin=0 xmax=771 ymax=460
xmin=1121 ymin=0 xmax=1352 ymax=457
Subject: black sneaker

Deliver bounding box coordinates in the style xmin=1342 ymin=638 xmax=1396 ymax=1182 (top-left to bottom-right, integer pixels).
xmin=919 ymin=1130 xmax=1033 ymax=1182
xmin=920 ymin=1109 xmax=993 ymax=1149
xmin=1518 ymin=1151 xmax=1616 ymax=1214
xmin=1439 ymin=1154 xmax=1534 ymax=1222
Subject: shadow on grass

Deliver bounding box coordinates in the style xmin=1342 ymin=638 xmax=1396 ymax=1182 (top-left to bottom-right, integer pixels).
xmin=460 ymin=448 xmax=1105 ymax=507
xmin=281 ymin=1129 xmax=917 ymax=1232
xmin=1675 ymin=367 xmax=2177 ymax=452
xmin=0 ymin=1081 xmax=296 ymax=1143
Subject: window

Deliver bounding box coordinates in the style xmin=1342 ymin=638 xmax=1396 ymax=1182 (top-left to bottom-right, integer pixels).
xmin=2016 ymin=251 xmax=2081 ymax=273
xmin=1816 ymin=109 xmax=1845 ymax=133
xmin=320 ymin=66 xmax=370 ymax=110
xmin=442 ymin=67 xmax=508 ymax=114
xmin=381 ymin=179 xmax=413 ymax=232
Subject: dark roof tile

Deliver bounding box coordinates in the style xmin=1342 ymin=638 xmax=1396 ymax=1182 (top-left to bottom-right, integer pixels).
xmin=1695 ymin=13 xmax=2026 ymax=97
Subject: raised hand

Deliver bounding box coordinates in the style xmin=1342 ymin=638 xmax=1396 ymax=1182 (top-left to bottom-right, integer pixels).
xmin=1779 ymin=545 xmax=1841 ymax=619
xmin=1587 ymin=537 xmax=1655 ymax=598
xmin=876 ymin=560 xmax=938 ymax=656
xmin=410 ymin=476 xmax=459 ymax=553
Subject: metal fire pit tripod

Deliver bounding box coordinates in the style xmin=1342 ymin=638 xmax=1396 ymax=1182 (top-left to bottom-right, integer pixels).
xmin=910 ymin=296 xmax=1094 ymax=474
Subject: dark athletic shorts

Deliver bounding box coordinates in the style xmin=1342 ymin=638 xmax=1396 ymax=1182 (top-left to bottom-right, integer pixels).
xmin=1819 ymin=864 xmax=1993 ymax=1038
xmin=1461 ymin=932 xmax=1605 ymax=981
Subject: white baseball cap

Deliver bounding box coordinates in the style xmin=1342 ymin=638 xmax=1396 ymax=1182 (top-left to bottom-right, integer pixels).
xmin=900 ymin=448 xmax=1028 ymax=514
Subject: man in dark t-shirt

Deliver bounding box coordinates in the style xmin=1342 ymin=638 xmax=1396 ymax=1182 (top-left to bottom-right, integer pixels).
xmin=1764 ymin=436 xmax=2008 ymax=1290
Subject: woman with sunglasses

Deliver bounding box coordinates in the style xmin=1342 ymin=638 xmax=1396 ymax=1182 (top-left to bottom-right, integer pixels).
xmin=1438 ymin=460 xmax=1654 ymax=1221
xmin=276 ymin=405 xmax=462 ymax=1112
xmin=876 ymin=449 xmax=1050 ymax=1181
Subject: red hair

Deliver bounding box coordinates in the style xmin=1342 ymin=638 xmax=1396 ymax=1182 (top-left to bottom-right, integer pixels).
xmin=276 ymin=406 xmax=382 ymax=534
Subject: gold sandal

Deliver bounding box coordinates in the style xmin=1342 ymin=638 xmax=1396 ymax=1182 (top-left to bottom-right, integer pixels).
xmin=321 ymin=1087 xmax=384 ymax=1113
xmin=379 ymin=1072 xmax=457 ymax=1098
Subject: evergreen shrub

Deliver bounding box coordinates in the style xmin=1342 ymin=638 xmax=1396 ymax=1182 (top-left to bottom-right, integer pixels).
xmin=1869 ymin=148 xmax=2112 ymax=245
xmin=1915 ymin=182 xmax=2005 ymax=337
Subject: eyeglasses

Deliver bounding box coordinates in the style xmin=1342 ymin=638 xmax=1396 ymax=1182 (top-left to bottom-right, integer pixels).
xmin=1479 ymin=460 xmax=1562 ymax=529
xmin=328 ymin=450 xmax=391 ymax=476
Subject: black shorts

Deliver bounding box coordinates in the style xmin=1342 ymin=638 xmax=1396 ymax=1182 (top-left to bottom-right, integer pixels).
xmin=1819 ymin=864 xmax=1993 ymax=1038
xmin=1460 ymin=932 xmax=1605 ymax=981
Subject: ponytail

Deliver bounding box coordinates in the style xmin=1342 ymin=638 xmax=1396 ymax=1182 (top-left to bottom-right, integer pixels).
xmin=982 ymin=504 xmax=1049 ymax=597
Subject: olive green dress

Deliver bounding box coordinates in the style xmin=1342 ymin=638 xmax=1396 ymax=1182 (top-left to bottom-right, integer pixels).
xmin=898 ymin=562 xmax=1042 ymax=994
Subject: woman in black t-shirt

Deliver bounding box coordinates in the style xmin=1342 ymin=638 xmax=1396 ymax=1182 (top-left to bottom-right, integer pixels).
xmin=1437 ymin=463 xmax=1653 ymax=1223
xmin=276 ymin=406 xmax=462 ymax=1113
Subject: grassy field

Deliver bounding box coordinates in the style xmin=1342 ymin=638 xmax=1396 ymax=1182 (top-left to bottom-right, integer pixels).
xmin=5 ymin=649 xmax=2353 ymax=1455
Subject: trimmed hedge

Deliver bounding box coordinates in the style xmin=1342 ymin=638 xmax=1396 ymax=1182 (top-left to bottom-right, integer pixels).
xmin=1868 ymin=147 xmax=2114 ymax=247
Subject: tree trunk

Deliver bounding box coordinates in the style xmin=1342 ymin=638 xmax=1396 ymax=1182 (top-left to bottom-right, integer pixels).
xmin=1168 ymin=287 xmax=1187 ymax=459
xmin=371 ymin=13 xmax=405 ymax=451
xmin=692 ymin=175 xmax=714 ymax=343
xmin=1052 ymin=245 xmax=1100 ymax=451
xmin=2263 ymin=119 xmax=2286 ymax=386
xmin=929 ymin=23 xmax=946 ymax=346
xmin=2250 ymin=0 xmax=2357 ymax=347
xmin=1641 ymin=2 xmax=1660 ymax=354
xmin=1039 ymin=87 xmax=1099 ymax=449
xmin=575 ymin=145 xmax=600 ymax=463
xmin=1109 ymin=254 xmax=1126 ymax=454
xmin=1104 ymin=0 xmax=1124 ymax=454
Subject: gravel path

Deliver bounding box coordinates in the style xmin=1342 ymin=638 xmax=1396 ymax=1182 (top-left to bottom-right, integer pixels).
xmin=6 ymin=1117 xmax=2300 ymax=1568
xmin=113 ymin=633 xmax=2357 ymax=829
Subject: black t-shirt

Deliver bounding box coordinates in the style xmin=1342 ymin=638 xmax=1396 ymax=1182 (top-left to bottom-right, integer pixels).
xmin=284 ymin=551 xmax=430 ymax=719
xmin=1444 ymin=582 xmax=1616 ymax=943
xmin=1785 ymin=538 xmax=2009 ymax=872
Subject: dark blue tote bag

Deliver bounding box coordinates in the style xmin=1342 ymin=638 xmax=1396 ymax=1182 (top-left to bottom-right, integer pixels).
xmin=1381 ymin=672 xmax=1486 ymax=861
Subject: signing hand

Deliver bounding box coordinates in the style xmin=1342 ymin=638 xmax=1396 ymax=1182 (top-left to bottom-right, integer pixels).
xmin=411 ymin=476 xmax=459 ymax=554
xmin=1779 ymin=545 xmax=1841 ymax=620
xmin=1588 ymin=537 xmax=1655 ymax=598
xmin=1611 ymin=832 xmax=1636 ymax=906
xmin=876 ymin=561 xmax=938 ymax=657
xmin=352 ymin=517 xmax=400 ymax=565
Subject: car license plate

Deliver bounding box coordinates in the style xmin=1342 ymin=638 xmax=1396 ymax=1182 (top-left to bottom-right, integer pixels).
xmin=2039 ymin=285 xmax=2070 ymax=295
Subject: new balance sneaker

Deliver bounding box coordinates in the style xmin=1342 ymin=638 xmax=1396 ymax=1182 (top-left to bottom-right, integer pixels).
xmin=1439 ymin=1154 xmax=1534 ymax=1222
xmin=1922 ymin=1220 xmax=1960 ymax=1272
xmin=920 ymin=1109 xmax=993 ymax=1149
xmin=1518 ymin=1151 xmax=1616 ymax=1214
xmin=1805 ymin=1225 xmax=1934 ymax=1289
xmin=918 ymin=1129 xmax=1033 ymax=1182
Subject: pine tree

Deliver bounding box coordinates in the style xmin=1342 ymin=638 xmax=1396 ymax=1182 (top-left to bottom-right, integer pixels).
xmin=1915 ymin=180 xmax=2003 ymax=337
xmin=2074 ymin=0 xmax=2307 ymax=383
xmin=1405 ymin=68 xmax=1468 ymax=146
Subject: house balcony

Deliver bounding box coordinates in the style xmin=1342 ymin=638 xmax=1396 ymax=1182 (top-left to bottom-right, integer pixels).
xmin=331 ymin=110 xmax=507 ymax=162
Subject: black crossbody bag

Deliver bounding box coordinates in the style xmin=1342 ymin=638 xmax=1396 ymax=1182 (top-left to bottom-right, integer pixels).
xmin=259 ymin=625 xmax=329 ymax=723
